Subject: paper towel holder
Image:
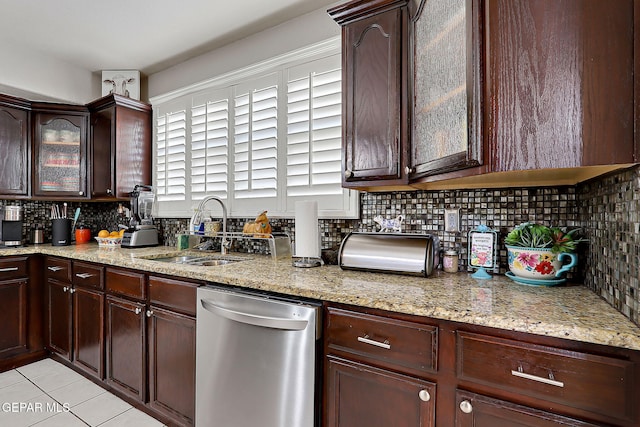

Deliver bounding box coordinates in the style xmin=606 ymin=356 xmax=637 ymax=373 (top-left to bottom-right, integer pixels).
xmin=293 ymin=256 xmax=321 ymax=268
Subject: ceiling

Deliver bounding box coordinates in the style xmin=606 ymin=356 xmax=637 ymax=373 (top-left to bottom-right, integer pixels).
xmin=0 ymin=0 xmax=337 ymax=76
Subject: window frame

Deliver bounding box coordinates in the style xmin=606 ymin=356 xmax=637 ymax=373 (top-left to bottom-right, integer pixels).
xmin=150 ymin=37 xmax=358 ymax=219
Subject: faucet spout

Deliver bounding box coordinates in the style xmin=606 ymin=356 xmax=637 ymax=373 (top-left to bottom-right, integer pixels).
xmin=189 ymin=196 xmax=229 ymax=254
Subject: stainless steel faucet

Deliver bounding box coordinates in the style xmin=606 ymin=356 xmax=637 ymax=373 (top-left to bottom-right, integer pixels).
xmin=189 ymin=196 xmax=230 ymax=254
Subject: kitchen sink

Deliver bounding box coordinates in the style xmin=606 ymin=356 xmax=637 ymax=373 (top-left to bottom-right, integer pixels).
xmin=144 ymin=254 xmax=246 ymax=266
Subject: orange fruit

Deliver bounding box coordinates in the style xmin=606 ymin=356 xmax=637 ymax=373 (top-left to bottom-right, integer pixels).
xmin=98 ymin=230 xmax=109 ymax=238
xmin=109 ymin=231 xmax=120 ymax=237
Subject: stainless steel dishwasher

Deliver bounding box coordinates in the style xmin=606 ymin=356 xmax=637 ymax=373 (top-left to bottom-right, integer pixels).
xmin=196 ymin=285 xmax=321 ymax=427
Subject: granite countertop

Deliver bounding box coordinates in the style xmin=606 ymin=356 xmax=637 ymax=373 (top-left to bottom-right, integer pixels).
xmin=4 ymin=243 xmax=640 ymax=352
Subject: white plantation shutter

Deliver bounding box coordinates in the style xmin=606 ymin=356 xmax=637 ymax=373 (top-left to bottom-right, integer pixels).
xmin=155 ymin=109 xmax=186 ymax=202
xmin=233 ymin=81 xmax=278 ymax=199
xmin=286 ymin=56 xmax=353 ymax=217
xmin=151 ymin=39 xmax=358 ymax=218
xmin=191 ymin=97 xmax=229 ymax=201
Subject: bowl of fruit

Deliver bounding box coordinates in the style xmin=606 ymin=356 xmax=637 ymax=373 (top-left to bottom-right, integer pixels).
xmin=95 ymin=229 xmax=124 ymax=248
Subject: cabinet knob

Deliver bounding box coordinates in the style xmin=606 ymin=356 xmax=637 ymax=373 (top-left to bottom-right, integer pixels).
xmin=418 ymin=390 xmax=430 ymax=402
xmin=62 ymin=286 xmax=69 ymax=293
xmin=146 ymin=310 xmax=154 ymax=318
xmin=459 ymin=400 xmax=473 ymax=414
xmin=405 ymin=166 xmax=415 ymax=175
xmin=106 ymin=189 xmax=112 ymax=195
xmin=78 ymin=191 xmax=84 ymax=196
xmin=69 ymin=288 xmax=76 ymax=294
xmin=134 ymin=307 xmax=142 ymax=315
xmin=344 ymin=169 xmax=353 ymax=179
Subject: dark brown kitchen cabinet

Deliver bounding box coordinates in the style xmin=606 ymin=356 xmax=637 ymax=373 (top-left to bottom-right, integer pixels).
xmin=148 ymin=306 xmax=196 ymax=426
xmin=329 ymin=0 xmax=409 ymax=189
xmin=326 ymin=356 xmax=436 ymax=427
xmin=324 ymin=303 xmax=640 ymax=427
xmin=454 ymin=390 xmax=600 ymax=427
xmin=72 ymin=261 xmax=105 ymax=379
xmin=46 ymin=258 xmax=73 ymax=359
xmin=32 ymin=106 xmax=89 ymax=198
xmin=0 ymin=257 xmax=30 ymax=358
xmin=147 ymin=275 xmax=197 ymax=427
xmin=46 ymin=258 xmax=105 ymax=380
xmin=332 ymin=0 xmax=639 ymax=191
xmin=324 ymin=305 xmax=437 ymax=426
xmin=106 ymin=294 xmax=146 ymax=402
xmin=88 ymin=94 xmax=152 ymax=200
xmin=0 ymin=95 xmax=30 ymax=197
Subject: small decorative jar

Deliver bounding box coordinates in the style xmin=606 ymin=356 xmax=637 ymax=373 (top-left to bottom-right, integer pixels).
xmin=443 ymin=249 xmax=459 ymax=273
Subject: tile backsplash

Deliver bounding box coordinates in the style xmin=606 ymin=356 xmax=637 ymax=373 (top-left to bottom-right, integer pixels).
xmin=2 ymin=166 xmax=639 ymax=327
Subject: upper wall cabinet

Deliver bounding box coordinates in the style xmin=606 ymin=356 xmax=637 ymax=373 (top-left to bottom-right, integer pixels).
xmin=408 ymin=0 xmax=483 ymax=179
xmin=88 ymin=94 xmax=152 ymax=200
xmin=32 ymin=104 xmax=89 ymax=199
xmin=332 ymin=0 xmax=639 ymax=191
xmin=0 ymin=95 xmax=30 ymax=197
xmin=329 ymin=0 xmax=410 ymax=190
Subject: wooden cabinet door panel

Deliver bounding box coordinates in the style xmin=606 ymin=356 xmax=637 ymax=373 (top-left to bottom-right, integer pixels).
xmin=73 ymin=287 xmax=104 ymax=379
xmin=106 ymin=295 xmax=146 ymax=401
xmin=0 ymin=104 xmax=28 ymax=196
xmin=326 ymin=356 xmax=435 ymax=427
xmin=148 ymin=306 xmax=195 ymax=426
xmin=47 ymin=280 xmax=72 ymax=360
xmin=455 ymin=390 xmax=599 ymax=427
xmin=342 ymin=8 xmax=404 ymax=184
xmin=0 ymin=279 xmax=28 ymax=357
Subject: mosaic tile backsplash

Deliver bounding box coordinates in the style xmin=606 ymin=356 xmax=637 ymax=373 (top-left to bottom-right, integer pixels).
xmin=2 ymin=166 xmax=639 ymax=327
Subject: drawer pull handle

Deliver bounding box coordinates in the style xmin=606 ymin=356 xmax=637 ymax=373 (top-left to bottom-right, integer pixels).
xmin=418 ymin=390 xmax=430 ymax=402
xmin=511 ymin=366 xmax=564 ymax=388
xmin=459 ymin=400 xmax=473 ymax=414
xmin=48 ymin=266 xmax=63 ymax=272
xmin=75 ymin=273 xmax=94 ymax=279
xmin=0 ymin=267 xmax=18 ymax=272
xmin=357 ymin=335 xmax=391 ymax=350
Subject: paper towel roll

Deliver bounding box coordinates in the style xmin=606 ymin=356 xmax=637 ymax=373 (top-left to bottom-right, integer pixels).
xmin=295 ymin=200 xmax=320 ymax=258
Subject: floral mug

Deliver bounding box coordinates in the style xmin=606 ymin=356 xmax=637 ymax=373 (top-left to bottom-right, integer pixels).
xmin=506 ymin=246 xmax=577 ymax=280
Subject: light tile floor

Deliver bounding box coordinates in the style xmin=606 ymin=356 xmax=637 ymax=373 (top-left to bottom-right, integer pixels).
xmin=0 ymin=359 xmax=166 ymax=427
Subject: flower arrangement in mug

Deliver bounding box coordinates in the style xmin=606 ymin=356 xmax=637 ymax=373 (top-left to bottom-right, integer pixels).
xmin=504 ymin=223 xmax=587 ymax=280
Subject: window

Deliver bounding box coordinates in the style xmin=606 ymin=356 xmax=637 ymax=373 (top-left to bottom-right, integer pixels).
xmin=151 ymin=38 xmax=357 ymax=219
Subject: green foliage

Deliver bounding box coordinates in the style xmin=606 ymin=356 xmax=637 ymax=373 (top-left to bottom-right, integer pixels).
xmin=505 ymin=223 xmax=587 ymax=253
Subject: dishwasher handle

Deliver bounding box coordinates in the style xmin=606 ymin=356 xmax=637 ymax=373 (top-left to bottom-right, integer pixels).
xmin=201 ymin=299 xmax=310 ymax=331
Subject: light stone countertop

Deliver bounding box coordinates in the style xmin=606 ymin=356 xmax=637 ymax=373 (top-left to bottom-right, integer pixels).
xmin=4 ymin=243 xmax=640 ymax=352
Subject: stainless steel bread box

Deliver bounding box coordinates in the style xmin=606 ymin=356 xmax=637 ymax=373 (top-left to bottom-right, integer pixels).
xmin=338 ymin=232 xmax=440 ymax=277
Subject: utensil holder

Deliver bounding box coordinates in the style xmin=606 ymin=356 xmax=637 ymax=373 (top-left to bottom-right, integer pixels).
xmin=52 ymin=218 xmax=72 ymax=246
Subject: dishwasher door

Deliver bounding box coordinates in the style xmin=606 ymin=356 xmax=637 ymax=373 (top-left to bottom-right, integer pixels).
xmin=196 ymin=286 xmax=320 ymax=427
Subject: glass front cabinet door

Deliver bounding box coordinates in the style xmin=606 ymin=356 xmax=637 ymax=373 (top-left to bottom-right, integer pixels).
xmin=33 ymin=112 xmax=88 ymax=198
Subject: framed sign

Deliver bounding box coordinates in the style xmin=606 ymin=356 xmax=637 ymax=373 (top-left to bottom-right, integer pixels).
xmin=468 ymin=225 xmax=498 ymax=279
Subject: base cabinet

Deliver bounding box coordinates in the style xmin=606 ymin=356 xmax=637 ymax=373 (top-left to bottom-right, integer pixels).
xmin=454 ymin=391 xmax=600 ymax=427
xmin=324 ymin=303 xmax=640 ymax=427
xmin=106 ymin=295 xmax=146 ymax=401
xmin=0 ymin=257 xmax=30 ymax=358
xmin=148 ymin=306 xmax=196 ymax=426
xmin=326 ymin=356 xmax=435 ymax=427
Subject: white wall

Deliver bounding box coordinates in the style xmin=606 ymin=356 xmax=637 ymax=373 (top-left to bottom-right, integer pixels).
xmin=148 ymin=6 xmax=340 ymax=98
xmin=0 ymin=40 xmax=95 ymax=104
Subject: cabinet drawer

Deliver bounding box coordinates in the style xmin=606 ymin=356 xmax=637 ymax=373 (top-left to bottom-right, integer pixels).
xmin=45 ymin=257 xmax=72 ymax=282
xmin=457 ymin=331 xmax=635 ymax=423
xmin=106 ymin=268 xmax=146 ymax=300
xmin=73 ymin=262 xmax=104 ymax=290
xmin=326 ymin=307 xmax=437 ymax=375
xmin=0 ymin=256 xmax=28 ymax=280
xmin=148 ymin=276 xmax=198 ymax=316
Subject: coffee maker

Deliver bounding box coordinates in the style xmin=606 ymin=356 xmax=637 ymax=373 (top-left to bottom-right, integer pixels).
xmin=0 ymin=206 xmax=23 ymax=247
xmin=121 ymin=185 xmax=159 ymax=248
